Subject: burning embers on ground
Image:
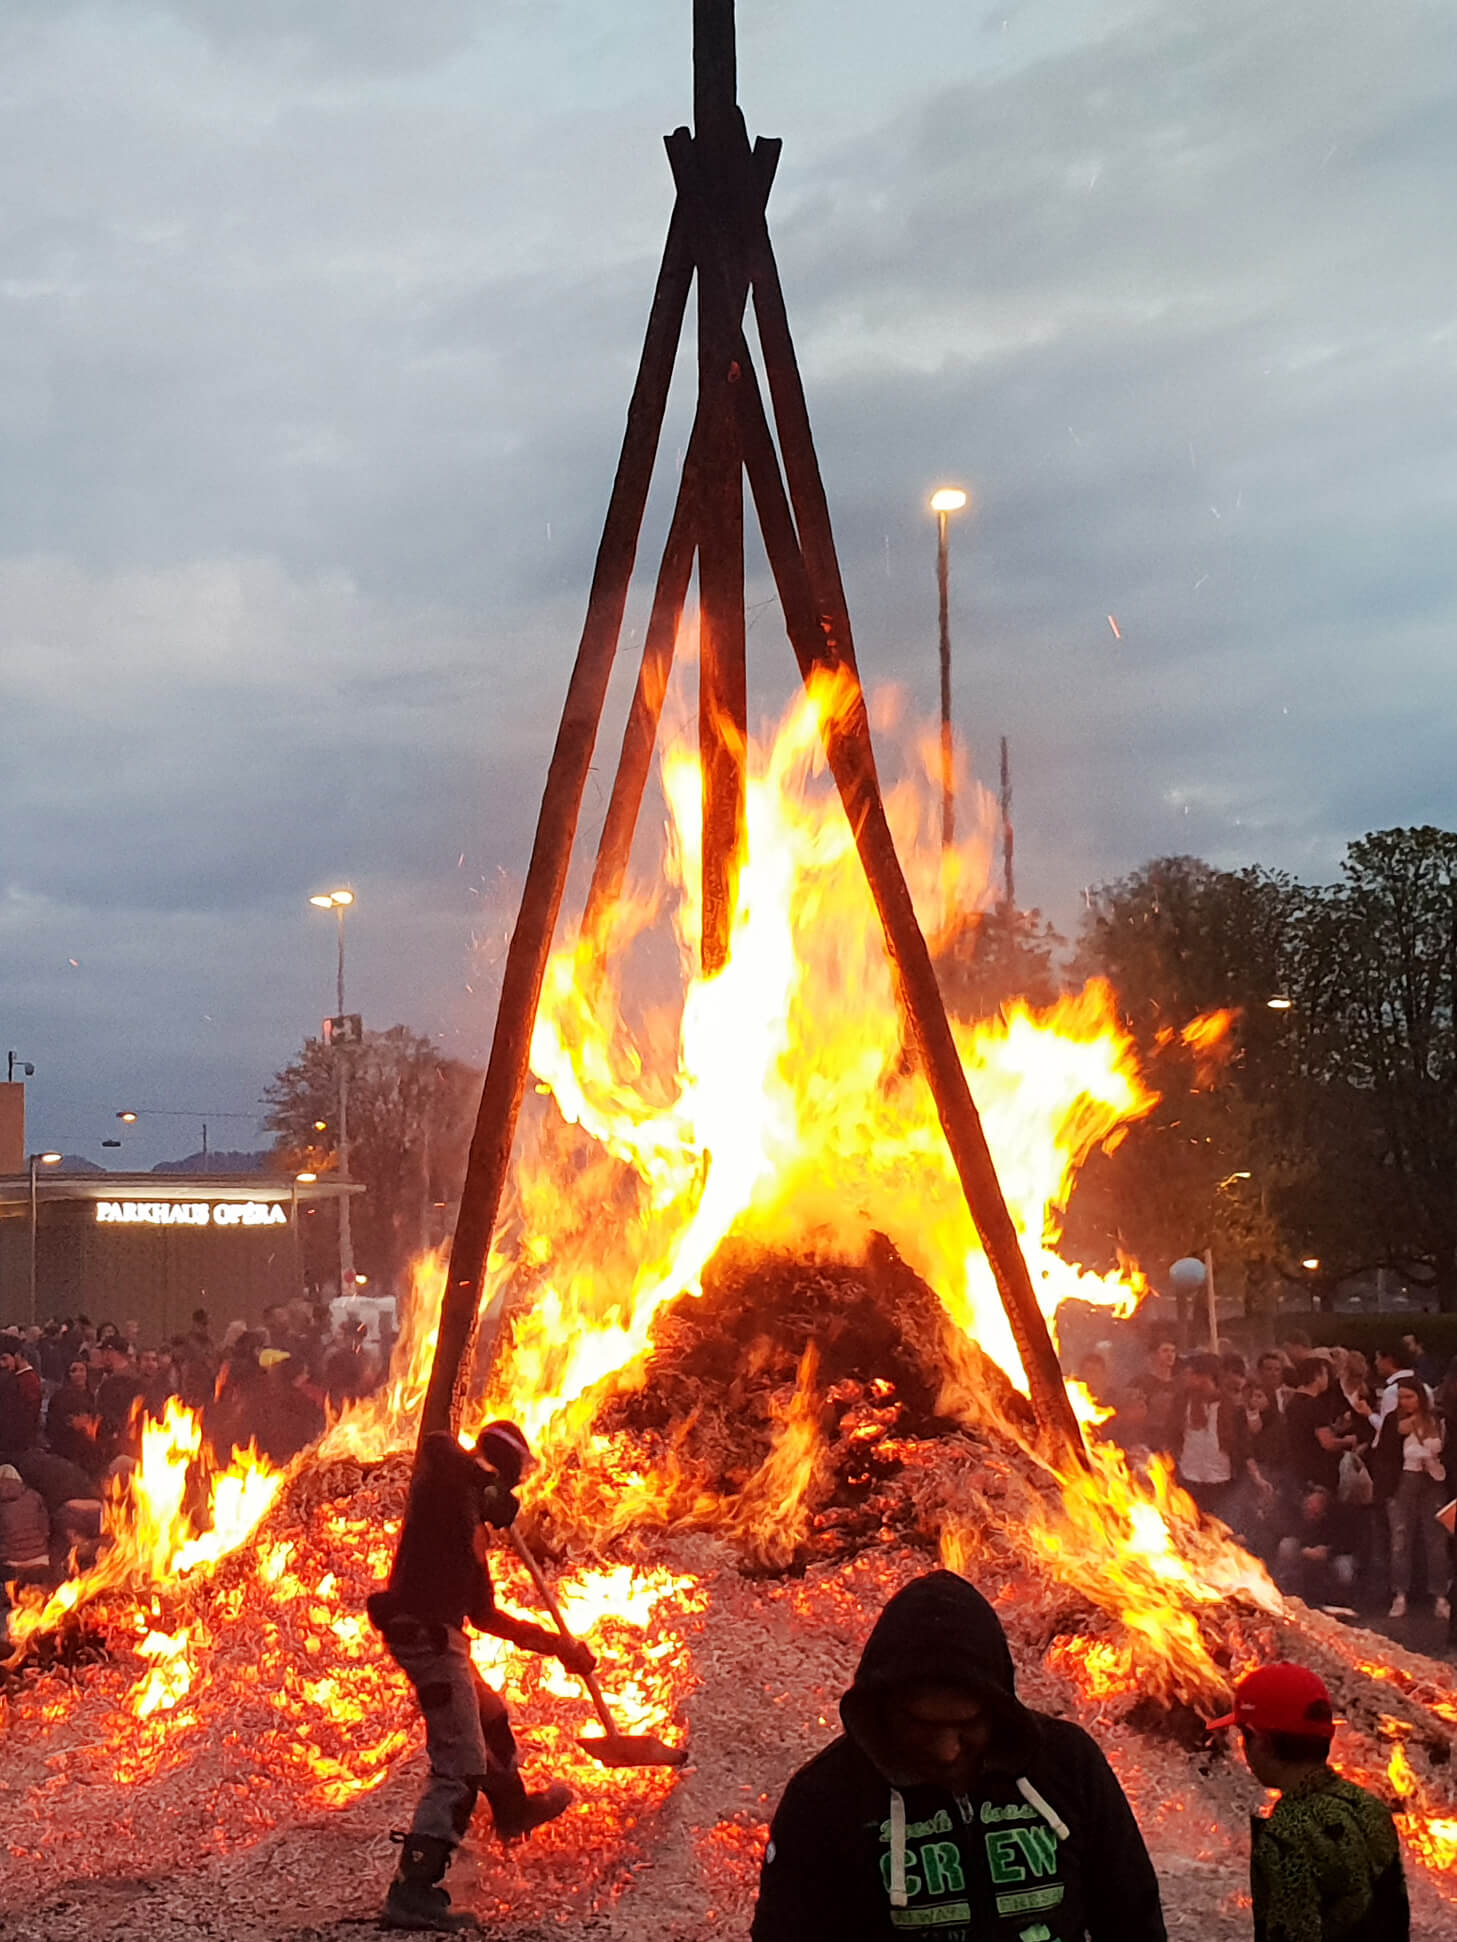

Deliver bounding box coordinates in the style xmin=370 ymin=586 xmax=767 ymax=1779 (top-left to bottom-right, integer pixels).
xmin=3 ymin=682 xmax=1456 ymax=1935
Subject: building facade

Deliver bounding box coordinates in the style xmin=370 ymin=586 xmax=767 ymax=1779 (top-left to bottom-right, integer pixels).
xmin=0 ymin=1173 xmax=364 ymax=1341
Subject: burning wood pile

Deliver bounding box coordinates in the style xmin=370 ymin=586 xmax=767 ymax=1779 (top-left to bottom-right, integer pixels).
xmin=3 ymin=685 xmax=1455 ymax=1936
xmin=3 ymin=10 xmax=1453 ymax=1936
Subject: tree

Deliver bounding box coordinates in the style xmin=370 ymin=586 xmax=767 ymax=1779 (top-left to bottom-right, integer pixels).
xmin=1289 ymin=829 xmax=1457 ymax=1308
xmin=935 ymin=904 xmax=1063 ymax=1019
xmin=265 ymin=1026 xmax=480 ymax=1294
xmin=1067 ymin=857 xmax=1310 ymax=1327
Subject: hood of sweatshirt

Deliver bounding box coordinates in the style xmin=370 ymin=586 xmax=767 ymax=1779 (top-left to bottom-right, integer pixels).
xmin=839 ymin=1570 xmax=1037 ymax=1782
xmin=0 ymin=1464 xmax=25 ymax=1502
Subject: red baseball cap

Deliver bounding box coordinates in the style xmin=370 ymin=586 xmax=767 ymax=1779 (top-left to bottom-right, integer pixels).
xmin=1208 ymin=1663 xmax=1335 ymax=1739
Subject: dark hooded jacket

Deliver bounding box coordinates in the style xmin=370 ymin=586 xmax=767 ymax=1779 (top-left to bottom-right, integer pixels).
xmin=753 ymin=1572 xmax=1166 ymax=1942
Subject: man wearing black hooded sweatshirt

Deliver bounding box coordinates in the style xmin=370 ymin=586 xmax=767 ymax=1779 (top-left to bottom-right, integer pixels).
xmin=367 ymin=1419 xmax=597 ymax=1931
xmin=754 ymin=1571 xmax=1166 ymax=1942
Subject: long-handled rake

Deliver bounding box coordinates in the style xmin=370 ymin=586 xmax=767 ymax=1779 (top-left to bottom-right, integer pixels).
xmin=509 ymin=1527 xmax=688 ymax=1769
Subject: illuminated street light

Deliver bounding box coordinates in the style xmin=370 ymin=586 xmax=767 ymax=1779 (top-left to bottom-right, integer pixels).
xmin=309 ymin=888 xmax=357 ymax=1296
xmin=1267 ymin=996 xmax=1294 ymax=1011
xmin=1302 ymin=1256 xmax=1320 ymax=1271
xmin=296 ymin=1171 xmax=318 ymax=1184
xmin=930 ymin=487 xmax=971 ymax=855
xmin=28 ymin=1150 xmax=63 ymax=1325
xmin=116 ymin=1110 xmax=138 ymax=1123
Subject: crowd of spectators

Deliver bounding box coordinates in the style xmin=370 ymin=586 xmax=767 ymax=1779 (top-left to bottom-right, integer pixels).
xmin=0 ymin=1297 xmax=394 ymax=1605
xmin=1089 ymin=1326 xmax=1456 ymax=1626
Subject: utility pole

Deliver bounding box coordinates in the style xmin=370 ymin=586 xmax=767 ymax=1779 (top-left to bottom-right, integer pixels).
xmin=999 ymin=734 xmax=1015 ymax=914
xmin=310 ymin=889 xmax=357 ymax=1296
xmin=930 ymin=488 xmax=968 ymax=855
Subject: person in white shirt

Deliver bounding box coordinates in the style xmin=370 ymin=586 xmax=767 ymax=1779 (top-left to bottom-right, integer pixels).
xmin=1374 ymin=1376 xmax=1449 ymax=1620
xmin=1372 ymin=1346 xmax=1416 ymax=1427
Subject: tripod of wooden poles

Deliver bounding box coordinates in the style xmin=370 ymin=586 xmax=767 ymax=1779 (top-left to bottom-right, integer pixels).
xmin=417 ymin=0 xmax=1087 ymax=1468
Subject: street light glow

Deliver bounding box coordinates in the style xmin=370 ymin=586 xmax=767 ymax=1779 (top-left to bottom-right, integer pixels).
xmin=296 ymin=1171 xmax=318 ymax=1183
xmin=309 ymin=895 xmax=333 ymax=908
xmin=38 ymin=1152 xmax=61 ymax=1165
xmin=1267 ymin=996 xmax=1294 ymax=1011
xmin=1302 ymin=1256 xmax=1320 ymax=1271
xmin=310 ymin=888 xmax=354 ymax=908
xmin=116 ymin=1110 xmax=138 ymax=1123
xmin=930 ymin=487 xmax=968 ymax=514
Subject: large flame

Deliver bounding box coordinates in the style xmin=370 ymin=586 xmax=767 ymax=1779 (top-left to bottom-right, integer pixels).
xmin=491 ymin=672 xmax=1157 ymax=1454
xmin=6 ymin=673 xmax=1455 ymax=1907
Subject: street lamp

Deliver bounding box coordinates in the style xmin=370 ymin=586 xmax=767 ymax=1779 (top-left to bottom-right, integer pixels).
xmin=1302 ymin=1256 xmax=1321 ymax=1272
xmin=1267 ymin=996 xmax=1294 ymax=1011
xmin=310 ymin=888 xmax=356 ymax=1296
xmin=27 ymin=1150 xmax=62 ymax=1325
xmin=7 ymin=1052 xmax=35 ymax=1082
xmin=929 ymin=488 xmax=969 ymax=854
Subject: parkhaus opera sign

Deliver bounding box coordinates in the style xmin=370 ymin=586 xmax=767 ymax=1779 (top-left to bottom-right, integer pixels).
xmin=96 ymin=1199 xmax=289 ymax=1229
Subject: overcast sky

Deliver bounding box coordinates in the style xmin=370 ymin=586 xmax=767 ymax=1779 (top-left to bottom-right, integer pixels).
xmin=3 ymin=0 xmax=1455 ymax=1166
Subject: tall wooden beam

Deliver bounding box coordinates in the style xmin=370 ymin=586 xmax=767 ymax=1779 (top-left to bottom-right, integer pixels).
xmin=693 ymin=0 xmax=747 ymax=976
xmin=418 ymin=210 xmax=695 ymax=1442
xmin=581 ymin=140 xmax=780 ymax=956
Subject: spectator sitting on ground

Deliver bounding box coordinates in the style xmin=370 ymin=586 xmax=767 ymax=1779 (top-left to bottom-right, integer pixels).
xmin=14 ymin=1449 xmax=106 ymax=1574
xmin=0 ymin=1463 xmax=52 ymax=1586
xmin=1273 ymin=1484 xmax=1360 ymax=1612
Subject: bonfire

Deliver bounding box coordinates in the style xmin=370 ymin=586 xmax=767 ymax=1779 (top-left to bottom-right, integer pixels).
xmin=2 ymin=687 xmax=1455 ymax=1942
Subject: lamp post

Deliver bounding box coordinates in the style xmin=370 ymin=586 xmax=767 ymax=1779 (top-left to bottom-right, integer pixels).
xmin=930 ymin=488 xmax=968 ymax=854
xmin=27 ymin=1150 xmax=62 ymax=1325
xmin=309 ymin=889 xmax=356 ymax=1296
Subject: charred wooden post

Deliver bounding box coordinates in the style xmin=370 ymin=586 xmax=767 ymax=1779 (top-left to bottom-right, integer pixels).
xmin=581 ymin=139 xmax=780 ymax=956
xmin=692 ymin=0 xmax=747 ymax=976
xmin=418 ymin=215 xmax=694 ymax=1442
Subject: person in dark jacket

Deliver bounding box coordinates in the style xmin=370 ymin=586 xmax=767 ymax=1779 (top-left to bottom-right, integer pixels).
xmin=1210 ymin=1662 xmax=1408 ymax=1941
xmin=0 ymin=1337 xmax=44 ymax=1454
xmin=366 ymin=1421 xmax=596 ymax=1931
xmin=753 ymin=1570 xmax=1167 ymax=1942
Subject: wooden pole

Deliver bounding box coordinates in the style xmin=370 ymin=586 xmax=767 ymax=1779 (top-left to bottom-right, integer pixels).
xmin=693 ymin=0 xmax=746 ymax=976
xmin=418 ymin=211 xmax=695 ymax=1442
xmin=1204 ymin=1247 xmax=1219 ymax=1355
xmin=581 ymin=140 xmax=780 ymax=952
xmin=663 ymin=137 xmax=1083 ymax=1457
xmin=579 ymin=445 xmax=700 ymax=948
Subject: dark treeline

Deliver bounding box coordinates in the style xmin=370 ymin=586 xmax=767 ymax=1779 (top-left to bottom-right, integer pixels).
xmin=942 ymin=826 xmax=1457 ymax=1315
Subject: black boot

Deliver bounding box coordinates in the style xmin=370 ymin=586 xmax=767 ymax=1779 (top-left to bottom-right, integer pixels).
xmin=489 ymin=1779 xmax=574 ymax=1842
xmin=381 ymin=1833 xmax=478 ymax=1933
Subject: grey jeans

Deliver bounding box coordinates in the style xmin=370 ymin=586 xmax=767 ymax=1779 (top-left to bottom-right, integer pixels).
xmin=380 ymin=1613 xmax=526 ymax=1846
xmin=1386 ymin=1470 xmax=1448 ymax=1598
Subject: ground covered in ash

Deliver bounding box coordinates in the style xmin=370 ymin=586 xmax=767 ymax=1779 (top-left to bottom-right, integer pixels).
xmin=2 ymin=1530 xmax=1454 ymax=1942
xmin=2 ymin=1244 xmax=1454 ymax=1939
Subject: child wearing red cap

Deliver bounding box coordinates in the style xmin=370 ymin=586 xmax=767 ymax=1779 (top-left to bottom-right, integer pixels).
xmin=1211 ymin=1663 xmax=1409 ymax=1941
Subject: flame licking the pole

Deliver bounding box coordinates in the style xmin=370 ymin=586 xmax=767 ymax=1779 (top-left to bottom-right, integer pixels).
xmin=4 ymin=673 xmax=1455 ymax=1916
